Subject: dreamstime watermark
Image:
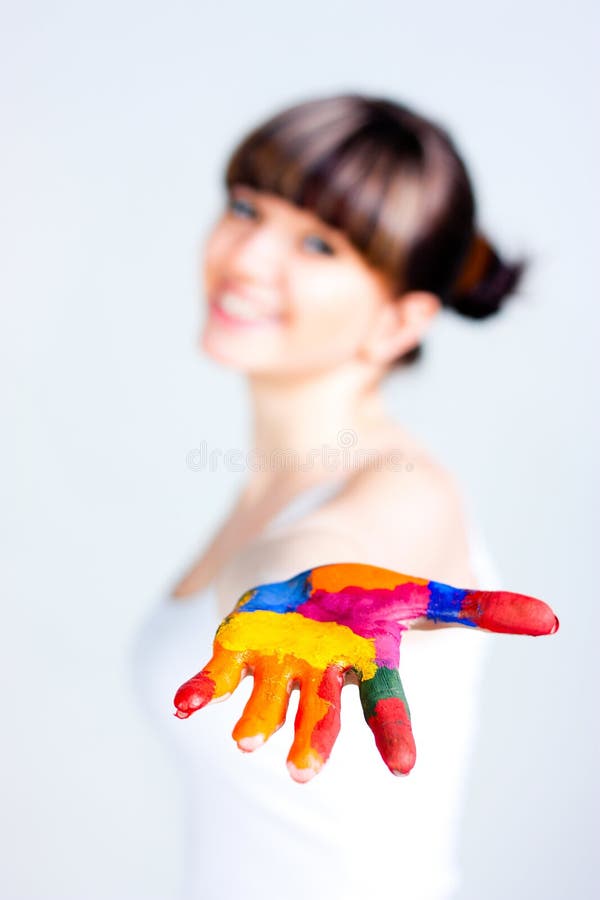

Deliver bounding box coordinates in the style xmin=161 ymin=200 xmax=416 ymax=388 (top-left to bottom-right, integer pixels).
xmin=186 ymin=427 xmax=418 ymax=474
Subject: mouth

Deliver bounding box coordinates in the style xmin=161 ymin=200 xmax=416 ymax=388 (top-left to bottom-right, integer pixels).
xmin=209 ymin=283 xmax=284 ymax=328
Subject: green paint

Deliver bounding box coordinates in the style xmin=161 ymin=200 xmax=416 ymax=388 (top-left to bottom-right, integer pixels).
xmin=359 ymin=666 xmax=411 ymax=722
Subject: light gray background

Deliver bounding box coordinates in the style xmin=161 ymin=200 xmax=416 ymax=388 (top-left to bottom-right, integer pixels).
xmin=1 ymin=1 xmax=598 ymax=897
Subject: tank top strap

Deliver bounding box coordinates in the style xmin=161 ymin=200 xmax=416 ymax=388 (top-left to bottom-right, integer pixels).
xmin=262 ymin=473 xmax=349 ymax=537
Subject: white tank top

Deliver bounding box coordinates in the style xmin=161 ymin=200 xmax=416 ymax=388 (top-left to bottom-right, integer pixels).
xmin=130 ymin=478 xmax=502 ymax=900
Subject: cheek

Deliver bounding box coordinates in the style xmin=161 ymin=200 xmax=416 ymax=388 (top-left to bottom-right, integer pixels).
xmin=287 ymin=268 xmax=376 ymax=358
xmin=202 ymin=226 xmax=231 ymax=294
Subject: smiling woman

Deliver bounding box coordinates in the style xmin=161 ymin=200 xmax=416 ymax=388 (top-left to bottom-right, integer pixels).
xmin=130 ymin=91 xmax=553 ymax=900
xmin=204 ymin=92 xmax=527 ymax=369
xmin=200 ymin=180 xmax=424 ymax=374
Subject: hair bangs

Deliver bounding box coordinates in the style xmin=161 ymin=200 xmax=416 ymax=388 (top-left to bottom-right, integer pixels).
xmin=224 ymin=99 xmax=430 ymax=291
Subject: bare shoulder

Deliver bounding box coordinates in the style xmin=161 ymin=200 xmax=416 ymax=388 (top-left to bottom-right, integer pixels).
xmin=304 ymin=436 xmax=475 ymax=585
xmin=308 ymin=420 xmax=460 ymax=517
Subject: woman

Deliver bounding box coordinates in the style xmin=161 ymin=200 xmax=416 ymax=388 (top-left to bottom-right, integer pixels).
xmin=132 ymin=92 xmax=546 ymax=899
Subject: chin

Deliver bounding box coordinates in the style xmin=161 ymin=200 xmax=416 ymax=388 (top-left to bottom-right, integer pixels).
xmin=198 ymin=325 xmax=340 ymax=377
xmin=198 ymin=329 xmax=275 ymax=373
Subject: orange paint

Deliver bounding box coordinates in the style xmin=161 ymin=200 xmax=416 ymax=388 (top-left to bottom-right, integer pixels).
xmin=309 ymin=562 xmax=429 ymax=593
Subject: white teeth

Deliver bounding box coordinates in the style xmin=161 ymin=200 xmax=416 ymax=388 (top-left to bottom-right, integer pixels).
xmin=216 ymin=291 xmax=277 ymax=321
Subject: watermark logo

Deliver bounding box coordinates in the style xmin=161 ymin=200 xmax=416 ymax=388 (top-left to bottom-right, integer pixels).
xmin=186 ymin=427 xmax=417 ymax=474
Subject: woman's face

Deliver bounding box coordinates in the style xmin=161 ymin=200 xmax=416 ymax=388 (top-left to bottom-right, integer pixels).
xmin=200 ymin=183 xmax=399 ymax=375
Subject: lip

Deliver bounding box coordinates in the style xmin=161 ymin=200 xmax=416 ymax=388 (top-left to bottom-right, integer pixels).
xmin=209 ymin=280 xmax=283 ymax=327
xmin=209 ymin=302 xmax=282 ymax=329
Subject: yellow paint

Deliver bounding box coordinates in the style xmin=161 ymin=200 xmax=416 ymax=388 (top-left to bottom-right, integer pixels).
xmin=216 ymin=610 xmax=378 ymax=679
xmin=309 ymin=562 xmax=428 ymax=593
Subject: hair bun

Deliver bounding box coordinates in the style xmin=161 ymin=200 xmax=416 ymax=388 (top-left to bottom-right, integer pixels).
xmin=447 ymin=232 xmax=528 ymax=319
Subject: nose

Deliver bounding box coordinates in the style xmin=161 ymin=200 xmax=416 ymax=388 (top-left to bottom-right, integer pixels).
xmin=226 ymin=221 xmax=287 ymax=286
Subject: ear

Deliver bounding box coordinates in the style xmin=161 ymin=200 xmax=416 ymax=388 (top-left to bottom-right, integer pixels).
xmin=358 ymin=291 xmax=442 ymax=366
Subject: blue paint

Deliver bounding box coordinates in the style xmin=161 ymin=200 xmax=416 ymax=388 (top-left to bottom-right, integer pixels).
xmin=237 ymin=568 xmax=313 ymax=613
xmin=426 ymin=580 xmax=477 ymax=626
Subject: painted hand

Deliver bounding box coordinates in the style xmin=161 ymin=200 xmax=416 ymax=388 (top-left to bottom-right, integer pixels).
xmin=173 ymin=562 xmax=559 ymax=783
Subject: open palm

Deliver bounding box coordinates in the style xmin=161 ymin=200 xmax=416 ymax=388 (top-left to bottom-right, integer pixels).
xmin=173 ymin=562 xmax=559 ymax=783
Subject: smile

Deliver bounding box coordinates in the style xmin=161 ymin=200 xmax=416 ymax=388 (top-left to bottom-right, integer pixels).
xmin=211 ymin=291 xmax=283 ymax=327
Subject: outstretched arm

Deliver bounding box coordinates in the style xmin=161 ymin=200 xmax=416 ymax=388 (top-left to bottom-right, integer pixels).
xmin=173 ymin=467 xmax=559 ymax=783
xmin=174 ymin=552 xmax=559 ymax=783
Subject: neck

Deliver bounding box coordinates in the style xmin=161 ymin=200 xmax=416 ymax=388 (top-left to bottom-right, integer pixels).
xmin=242 ymin=360 xmax=391 ymax=496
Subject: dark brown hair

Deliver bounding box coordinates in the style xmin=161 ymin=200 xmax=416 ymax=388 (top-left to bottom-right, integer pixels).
xmin=224 ymin=92 xmax=529 ymax=366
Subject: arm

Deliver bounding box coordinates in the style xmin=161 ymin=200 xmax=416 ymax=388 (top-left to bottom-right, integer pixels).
xmin=174 ymin=470 xmax=560 ymax=783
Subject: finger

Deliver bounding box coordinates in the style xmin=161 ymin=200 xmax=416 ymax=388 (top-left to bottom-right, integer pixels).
xmin=359 ymin=665 xmax=416 ymax=776
xmin=286 ymin=664 xmax=345 ymax=784
xmin=231 ymin=658 xmax=295 ymax=751
xmin=425 ymin=582 xmax=560 ymax=636
xmin=173 ymin=644 xmax=248 ymax=719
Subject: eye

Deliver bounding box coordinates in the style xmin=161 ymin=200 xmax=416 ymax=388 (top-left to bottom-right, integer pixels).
xmin=227 ymin=196 xmax=257 ymax=219
xmin=304 ymin=234 xmax=336 ymax=256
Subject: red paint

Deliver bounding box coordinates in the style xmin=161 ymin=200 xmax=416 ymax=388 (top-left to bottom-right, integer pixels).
xmin=368 ymin=697 xmax=416 ymax=775
xmin=461 ymin=590 xmax=560 ymax=636
xmin=173 ymin=673 xmax=216 ymax=718
xmin=311 ymin=666 xmax=344 ymax=762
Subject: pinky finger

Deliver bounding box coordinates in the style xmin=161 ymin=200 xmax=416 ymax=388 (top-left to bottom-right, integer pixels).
xmin=173 ymin=643 xmax=248 ymax=719
xmin=359 ymin=666 xmax=416 ymax=776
